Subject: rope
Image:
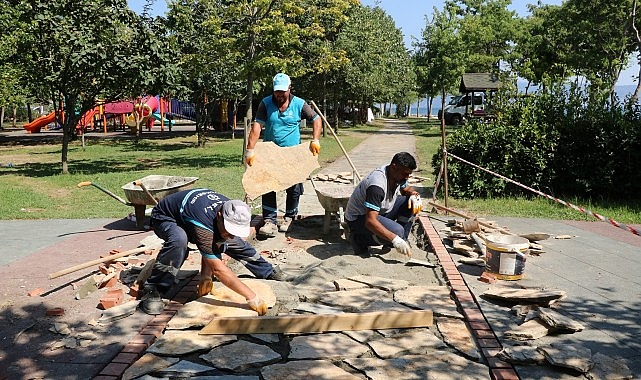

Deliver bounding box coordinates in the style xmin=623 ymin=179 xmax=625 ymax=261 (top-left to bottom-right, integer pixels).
xmin=447 ymin=152 xmax=640 ymax=237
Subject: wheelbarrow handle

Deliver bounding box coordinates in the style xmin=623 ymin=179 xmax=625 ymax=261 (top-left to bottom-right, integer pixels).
xmin=133 ymin=181 xmax=158 ymax=205
xmin=77 ymin=181 xmax=131 ymax=206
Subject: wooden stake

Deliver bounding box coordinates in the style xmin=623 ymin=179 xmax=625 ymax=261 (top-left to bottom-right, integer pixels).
xmin=427 ymin=201 xmax=512 ymax=235
xmin=48 ymin=246 xmax=157 ymax=279
xmin=200 ymin=309 xmax=433 ymax=335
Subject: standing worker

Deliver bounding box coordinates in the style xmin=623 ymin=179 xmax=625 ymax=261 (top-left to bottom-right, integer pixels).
xmin=245 ymin=73 xmax=323 ymax=237
xmin=345 ymin=152 xmax=423 ymax=256
xmin=139 ymin=188 xmax=291 ymax=316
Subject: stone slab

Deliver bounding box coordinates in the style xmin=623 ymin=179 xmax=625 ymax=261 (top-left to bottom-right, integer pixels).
xmin=289 ymin=333 xmax=370 ymax=359
xmin=200 ymin=340 xmax=281 ymax=372
xmin=262 ymin=360 xmax=361 ymax=380
xmin=147 ymin=330 xmax=237 ymax=356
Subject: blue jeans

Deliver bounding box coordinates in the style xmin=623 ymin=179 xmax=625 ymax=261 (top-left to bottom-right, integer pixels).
xmin=347 ymin=196 xmax=414 ymax=250
xmin=262 ymin=183 xmax=304 ymax=222
xmin=147 ymin=219 xmax=274 ymax=291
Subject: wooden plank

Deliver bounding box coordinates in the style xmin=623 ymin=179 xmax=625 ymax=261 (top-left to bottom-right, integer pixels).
xmin=200 ymin=309 xmax=433 ymax=335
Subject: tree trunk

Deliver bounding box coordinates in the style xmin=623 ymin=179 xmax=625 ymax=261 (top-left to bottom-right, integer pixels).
xmin=12 ymin=106 xmax=16 ymax=127
xmin=428 ymin=97 xmax=433 ymax=121
xmin=27 ymin=103 xmax=33 ymax=123
xmin=0 ymin=106 xmax=4 ymax=130
xmin=631 ymin=0 xmax=641 ymax=104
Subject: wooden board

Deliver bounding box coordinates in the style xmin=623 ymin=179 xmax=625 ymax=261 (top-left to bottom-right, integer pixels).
xmin=200 ymin=309 xmax=433 ymax=335
xmin=242 ymin=141 xmax=320 ymax=200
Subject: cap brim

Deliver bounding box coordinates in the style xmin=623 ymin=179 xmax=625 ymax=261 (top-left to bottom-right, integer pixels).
xmin=224 ymin=219 xmax=250 ymax=238
xmin=273 ymin=85 xmax=289 ymax=91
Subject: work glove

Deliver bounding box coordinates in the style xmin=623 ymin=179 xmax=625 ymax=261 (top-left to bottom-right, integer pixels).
xmin=245 ymin=149 xmax=255 ymax=166
xmin=247 ymin=295 xmax=268 ymax=316
xmin=309 ymin=139 xmax=321 ymax=156
xmin=408 ymin=194 xmax=423 ymax=214
xmin=197 ymin=278 xmax=213 ymax=297
xmin=392 ymin=235 xmax=412 ymax=257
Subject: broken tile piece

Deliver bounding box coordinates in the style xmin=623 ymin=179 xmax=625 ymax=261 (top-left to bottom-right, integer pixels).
xmin=538 ymin=343 xmax=593 ymax=373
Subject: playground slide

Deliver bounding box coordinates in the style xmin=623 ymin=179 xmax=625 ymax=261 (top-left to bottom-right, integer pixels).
xmin=23 ymin=111 xmax=56 ymax=133
xmin=152 ymin=112 xmax=174 ymax=125
xmin=77 ymin=108 xmax=98 ymax=130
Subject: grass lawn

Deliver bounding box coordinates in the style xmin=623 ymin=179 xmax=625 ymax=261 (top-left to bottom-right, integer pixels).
xmin=0 ymin=123 xmax=379 ymax=220
xmin=408 ymin=117 xmax=641 ymax=224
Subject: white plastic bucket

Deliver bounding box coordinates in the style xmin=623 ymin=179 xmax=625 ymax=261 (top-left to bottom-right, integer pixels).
xmin=484 ymin=234 xmax=529 ymax=280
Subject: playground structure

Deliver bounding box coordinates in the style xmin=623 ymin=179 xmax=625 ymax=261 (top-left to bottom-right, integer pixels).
xmin=22 ymin=96 xmax=185 ymax=134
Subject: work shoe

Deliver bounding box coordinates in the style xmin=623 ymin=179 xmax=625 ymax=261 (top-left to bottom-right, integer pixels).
xmin=349 ymin=234 xmax=369 ymax=256
xmin=278 ymin=217 xmax=294 ymax=232
xmin=266 ymin=265 xmax=293 ymax=282
xmin=258 ymin=220 xmax=278 ymax=238
xmin=138 ymin=284 xmax=165 ymax=315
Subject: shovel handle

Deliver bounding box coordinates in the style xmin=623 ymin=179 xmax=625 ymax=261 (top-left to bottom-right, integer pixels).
xmin=77 ymin=181 xmax=92 ymax=187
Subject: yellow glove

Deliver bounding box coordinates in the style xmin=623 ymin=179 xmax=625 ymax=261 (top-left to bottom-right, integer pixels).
xmin=245 ymin=149 xmax=255 ymax=166
xmin=309 ymin=140 xmax=320 ymax=156
xmin=247 ymin=295 xmax=268 ymax=315
xmin=408 ymin=194 xmax=423 ymax=214
xmin=197 ymin=278 xmax=213 ymax=297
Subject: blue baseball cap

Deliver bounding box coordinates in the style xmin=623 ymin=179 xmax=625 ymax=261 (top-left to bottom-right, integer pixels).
xmin=273 ymin=73 xmax=291 ymax=91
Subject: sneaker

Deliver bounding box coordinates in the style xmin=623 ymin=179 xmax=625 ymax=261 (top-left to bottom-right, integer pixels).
xmin=258 ymin=220 xmax=278 ymax=238
xmin=349 ymin=234 xmax=369 ymax=256
xmin=138 ymin=284 xmax=165 ymax=315
xmin=279 ymin=217 xmax=294 ymax=232
xmin=266 ymin=265 xmax=293 ymax=282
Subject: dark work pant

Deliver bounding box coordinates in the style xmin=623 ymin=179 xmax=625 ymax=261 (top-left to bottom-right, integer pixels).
xmin=261 ymin=182 xmax=304 ymax=222
xmin=347 ymin=196 xmax=414 ymax=248
xmin=147 ymin=219 xmax=274 ymax=291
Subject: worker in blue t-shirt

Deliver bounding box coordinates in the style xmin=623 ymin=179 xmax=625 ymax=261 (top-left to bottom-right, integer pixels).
xmin=138 ymin=188 xmax=291 ymax=316
xmin=245 ymin=73 xmax=322 ymax=237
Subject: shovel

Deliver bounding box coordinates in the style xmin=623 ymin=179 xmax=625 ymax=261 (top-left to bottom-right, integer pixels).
xmin=77 ymin=181 xmax=132 ymax=206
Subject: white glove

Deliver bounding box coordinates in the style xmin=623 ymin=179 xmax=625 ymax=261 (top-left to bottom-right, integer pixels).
xmin=245 ymin=149 xmax=255 ymax=166
xmin=247 ymin=295 xmax=267 ymax=315
xmin=392 ymin=235 xmax=411 ymax=257
xmin=408 ymin=194 xmax=422 ymax=214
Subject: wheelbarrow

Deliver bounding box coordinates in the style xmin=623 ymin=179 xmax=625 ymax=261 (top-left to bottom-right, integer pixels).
xmin=78 ymin=175 xmax=199 ymax=228
xmin=310 ymin=177 xmax=354 ymax=236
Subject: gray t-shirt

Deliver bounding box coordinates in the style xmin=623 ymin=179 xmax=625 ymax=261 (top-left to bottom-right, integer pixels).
xmin=345 ymin=165 xmax=405 ymax=221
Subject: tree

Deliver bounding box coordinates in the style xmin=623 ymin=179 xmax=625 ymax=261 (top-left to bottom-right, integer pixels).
xmin=335 ymin=5 xmax=412 ymax=122
xmin=11 ymin=0 xmax=178 ymax=173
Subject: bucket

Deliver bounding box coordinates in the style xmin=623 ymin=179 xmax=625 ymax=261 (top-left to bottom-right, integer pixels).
xmin=484 ymin=234 xmax=529 ymax=280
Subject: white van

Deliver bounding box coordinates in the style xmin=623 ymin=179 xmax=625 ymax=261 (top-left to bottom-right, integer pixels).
xmin=439 ymin=94 xmax=485 ymax=125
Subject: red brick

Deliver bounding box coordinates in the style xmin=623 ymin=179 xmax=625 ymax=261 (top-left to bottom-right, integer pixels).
xmin=479 ymin=271 xmax=497 ymax=284
xmin=120 ymin=342 xmax=147 ymax=354
xmin=462 ymin=307 xmax=486 ymax=322
xmin=111 ymin=352 xmax=140 ymax=364
xmin=98 ymin=265 xmax=111 ymax=275
xmin=487 ymin=357 xmax=513 ymax=369
xmin=45 ymin=307 xmax=65 ymax=317
xmin=456 ymin=293 xmax=475 ymax=302
xmin=164 ymin=301 xmax=182 ymax=311
xmin=482 ymin=347 xmax=502 ymax=358
xmin=140 ymin=324 xmax=165 ymax=337
xmin=128 ymin=333 xmax=157 ymax=347
xmin=100 ymin=276 xmax=118 ymax=288
xmin=474 ymin=329 xmax=496 ymax=339
xmin=477 ymin=338 xmax=502 ymax=348
xmin=98 ymin=362 xmax=129 ymax=377
xmin=148 ymin=313 xmax=173 ymax=325
xmin=28 ymin=288 xmax=44 ymax=297
xmin=99 ymin=289 xmax=124 ymax=309
xmin=490 ymin=368 xmax=520 ymax=380
xmin=109 ymin=249 xmax=122 ymax=255
xmin=92 ymin=376 xmax=119 ymax=380
xmin=469 ymin=321 xmax=492 ymax=330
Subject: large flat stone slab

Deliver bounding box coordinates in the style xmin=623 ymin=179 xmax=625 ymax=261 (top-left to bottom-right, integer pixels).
xmin=147 ymin=330 xmax=237 ymax=355
xmin=243 ymin=142 xmax=319 ymax=200
xmin=122 ymin=353 xmax=179 ymax=380
xmin=347 ymin=275 xmax=410 ymax=291
xmin=262 ymin=360 xmax=361 ymax=380
xmin=344 ymin=352 xmax=488 ymax=380
xmin=200 ymin=340 xmax=281 ymax=372
xmin=436 ymin=317 xmax=481 ymax=360
xmin=167 ymin=280 xmax=275 ymax=329
xmin=393 ymin=285 xmax=462 ymax=318
xmin=367 ymin=328 xmax=445 ymax=358
xmin=318 ymin=288 xmax=389 ymax=311
xmin=289 ymin=333 xmax=370 ymax=359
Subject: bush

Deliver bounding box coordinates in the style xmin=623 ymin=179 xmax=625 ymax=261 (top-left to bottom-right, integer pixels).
xmin=433 ymin=84 xmax=641 ymax=200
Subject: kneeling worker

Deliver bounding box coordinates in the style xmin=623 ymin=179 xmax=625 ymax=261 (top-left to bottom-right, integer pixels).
xmin=139 ymin=188 xmax=291 ymax=315
xmin=345 ymin=152 xmax=423 ymax=256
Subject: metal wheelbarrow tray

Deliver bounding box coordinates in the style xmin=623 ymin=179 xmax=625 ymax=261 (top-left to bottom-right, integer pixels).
xmin=78 ymin=175 xmax=199 ymax=228
xmin=310 ymin=178 xmax=354 ymax=235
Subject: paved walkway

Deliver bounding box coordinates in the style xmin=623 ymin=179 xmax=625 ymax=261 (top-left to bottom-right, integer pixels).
xmin=2 ymin=119 xmax=641 ymax=379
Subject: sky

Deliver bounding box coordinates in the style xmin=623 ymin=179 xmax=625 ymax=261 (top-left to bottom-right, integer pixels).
xmin=127 ymin=0 xmax=638 ymax=86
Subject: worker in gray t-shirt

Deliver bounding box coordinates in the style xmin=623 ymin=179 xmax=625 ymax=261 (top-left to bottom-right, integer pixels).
xmin=345 ymin=152 xmax=423 ymax=256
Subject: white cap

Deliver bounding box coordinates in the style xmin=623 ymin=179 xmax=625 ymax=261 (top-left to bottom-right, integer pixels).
xmin=221 ymin=200 xmax=251 ymax=238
